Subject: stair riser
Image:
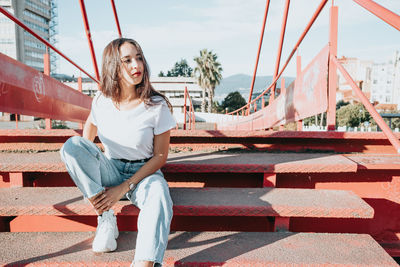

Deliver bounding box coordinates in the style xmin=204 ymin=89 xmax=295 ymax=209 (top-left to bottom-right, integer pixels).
xmin=0 ymin=172 xmax=264 ymax=188
xmin=3 ymin=215 xmax=274 ymax=232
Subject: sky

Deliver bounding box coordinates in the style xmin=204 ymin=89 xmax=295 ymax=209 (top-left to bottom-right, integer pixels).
xmin=56 ymin=0 xmax=400 ymax=79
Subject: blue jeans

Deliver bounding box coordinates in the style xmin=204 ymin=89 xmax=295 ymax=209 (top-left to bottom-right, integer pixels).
xmin=60 ymin=136 xmax=173 ymax=265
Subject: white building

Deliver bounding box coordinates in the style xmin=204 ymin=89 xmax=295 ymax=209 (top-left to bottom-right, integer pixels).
xmin=0 ymin=0 xmax=57 ymax=72
xmin=337 ymin=57 xmax=373 ymax=103
xmin=62 ymin=76 xmax=203 ymax=115
xmin=151 ymin=77 xmax=202 ymax=114
xmin=370 ymin=51 xmax=400 ymax=109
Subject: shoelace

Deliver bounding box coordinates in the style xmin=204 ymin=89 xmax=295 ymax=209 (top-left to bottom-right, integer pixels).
xmin=97 ymin=212 xmax=116 ymax=233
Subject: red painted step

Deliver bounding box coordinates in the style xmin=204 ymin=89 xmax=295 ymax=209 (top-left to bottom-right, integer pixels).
xmin=1 ymin=129 xmax=400 ymax=153
xmin=0 ymin=187 xmax=373 ymax=232
xmin=0 ymin=232 xmax=397 ymax=266
xmin=0 ymin=187 xmax=373 ymax=218
xmin=0 ymin=151 xmax=359 ymax=173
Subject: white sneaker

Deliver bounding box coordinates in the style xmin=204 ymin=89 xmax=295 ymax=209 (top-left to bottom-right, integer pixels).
xmin=92 ymin=209 xmax=119 ymax=253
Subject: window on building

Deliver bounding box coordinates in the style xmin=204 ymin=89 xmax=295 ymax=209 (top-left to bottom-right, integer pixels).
xmin=23 ymin=20 xmax=49 ymax=36
xmin=25 ymin=0 xmax=51 ymax=16
xmin=386 ymin=96 xmax=391 ymax=103
xmin=0 ymin=39 xmax=14 ymax=44
xmin=25 ymin=59 xmax=43 ymax=69
xmin=24 ymin=39 xmax=45 ymax=50
xmin=23 ymin=10 xmax=49 ymax=24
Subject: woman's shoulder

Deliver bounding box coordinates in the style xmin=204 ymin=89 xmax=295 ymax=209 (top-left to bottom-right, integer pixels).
xmin=150 ymin=95 xmax=166 ymax=104
xmin=91 ymin=91 xmax=110 ymax=109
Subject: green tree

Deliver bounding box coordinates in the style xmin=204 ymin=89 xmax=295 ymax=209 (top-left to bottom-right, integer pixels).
xmin=220 ymin=91 xmax=247 ymax=113
xmin=161 ymin=59 xmax=193 ymax=77
xmin=194 ymin=49 xmax=223 ymax=113
xmin=336 ymin=100 xmax=350 ymax=110
xmin=336 ymin=103 xmax=371 ymax=127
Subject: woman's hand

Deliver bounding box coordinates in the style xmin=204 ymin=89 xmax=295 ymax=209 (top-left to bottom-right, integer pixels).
xmin=91 ymin=183 xmax=127 ymax=215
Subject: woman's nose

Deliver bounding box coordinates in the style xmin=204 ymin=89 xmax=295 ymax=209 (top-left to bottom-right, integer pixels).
xmin=130 ymin=59 xmax=138 ymax=68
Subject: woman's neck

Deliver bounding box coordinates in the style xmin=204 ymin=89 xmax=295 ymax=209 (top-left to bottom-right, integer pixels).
xmin=119 ymin=84 xmax=139 ymax=103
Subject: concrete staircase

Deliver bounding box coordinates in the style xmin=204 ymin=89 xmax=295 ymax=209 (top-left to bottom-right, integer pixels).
xmin=0 ymin=129 xmax=399 ymax=266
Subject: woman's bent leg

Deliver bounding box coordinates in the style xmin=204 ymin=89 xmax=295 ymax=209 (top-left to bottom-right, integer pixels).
xmin=129 ymin=171 xmax=173 ymax=265
xmin=60 ymin=136 xmax=121 ymax=199
xmin=60 ymin=136 xmax=121 ymax=253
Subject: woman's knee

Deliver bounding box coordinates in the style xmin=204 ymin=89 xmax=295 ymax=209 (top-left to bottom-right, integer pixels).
xmin=60 ymin=136 xmax=97 ymax=160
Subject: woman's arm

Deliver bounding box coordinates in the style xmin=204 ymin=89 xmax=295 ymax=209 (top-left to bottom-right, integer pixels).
xmin=123 ymin=130 xmax=171 ymax=189
xmin=83 ymin=111 xmax=97 ymax=142
xmin=92 ymin=130 xmax=171 ymax=213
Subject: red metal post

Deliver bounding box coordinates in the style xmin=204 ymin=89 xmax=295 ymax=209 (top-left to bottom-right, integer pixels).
xmin=15 ymin=114 xmax=18 ymax=129
xmin=353 ymin=0 xmax=400 ymax=31
xmin=188 ymin=103 xmax=192 ymax=130
xmin=44 ymin=47 xmax=51 ymax=130
xmin=248 ymin=0 xmax=271 ymax=105
xmin=79 ymin=0 xmax=100 ymax=81
xmin=271 ymin=0 xmax=290 ymax=102
xmin=78 ymin=76 xmax=82 ymax=93
xmin=0 ymin=6 xmax=98 ymax=83
xmin=327 ymin=5 xmax=338 ymax=131
xmin=296 ymin=53 xmax=303 ymax=131
xmin=110 ymin=0 xmax=122 ymax=38
xmin=332 ymin=56 xmax=400 ymax=154
xmin=183 ymin=87 xmax=187 ymax=130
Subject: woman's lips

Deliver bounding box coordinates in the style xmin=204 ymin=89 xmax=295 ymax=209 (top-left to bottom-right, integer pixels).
xmin=132 ymin=72 xmax=141 ymax=77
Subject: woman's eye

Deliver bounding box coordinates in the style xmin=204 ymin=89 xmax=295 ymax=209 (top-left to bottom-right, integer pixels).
xmin=137 ymin=57 xmax=143 ymax=61
xmin=123 ymin=59 xmax=131 ymax=64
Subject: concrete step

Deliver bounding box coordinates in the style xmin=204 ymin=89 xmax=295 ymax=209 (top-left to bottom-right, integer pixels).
xmin=0 ymin=187 xmax=373 ymax=232
xmin=0 ymin=151 xmax=362 ymax=188
xmin=1 ymin=129 xmax=400 ymax=153
xmin=0 ymin=151 xmax=359 ymax=173
xmin=3 ymin=151 xmax=400 ymax=175
xmin=0 ymin=231 xmax=397 ymax=266
xmin=2 ymin=151 xmax=400 ymax=188
xmin=0 ymin=187 xmax=373 ymax=218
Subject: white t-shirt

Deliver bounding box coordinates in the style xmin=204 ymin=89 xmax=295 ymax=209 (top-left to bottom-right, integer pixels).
xmin=90 ymin=91 xmax=176 ymax=160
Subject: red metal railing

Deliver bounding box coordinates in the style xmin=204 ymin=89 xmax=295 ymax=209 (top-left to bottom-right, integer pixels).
xmin=228 ymin=0 xmax=328 ymax=116
xmin=183 ymin=86 xmax=196 ymax=130
xmin=247 ymin=0 xmax=270 ymax=107
xmin=0 ymin=0 xmax=125 ymax=129
xmin=110 ymin=0 xmax=123 ymax=38
xmin=79 ymin=0 xmax=100 ymax=81
xmin=223 ymin=0 xmax=400 ymax=153
xmin=331 ymin=56 xmax=400 ymax=153
xmin=0 ymin=7 xmax=99 ymax=83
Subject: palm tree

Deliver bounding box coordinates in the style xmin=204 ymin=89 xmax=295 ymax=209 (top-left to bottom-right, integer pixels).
xmin=194 ymin=49 xmax=223 ymax=113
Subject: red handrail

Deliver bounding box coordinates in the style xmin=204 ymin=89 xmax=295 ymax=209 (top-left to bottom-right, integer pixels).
xmin=0 ymin=6 xmax=99 ymax=83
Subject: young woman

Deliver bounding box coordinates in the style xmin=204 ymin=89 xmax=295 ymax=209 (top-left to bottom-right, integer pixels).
xmin=60 ymin=38 xmax=176 ymax=267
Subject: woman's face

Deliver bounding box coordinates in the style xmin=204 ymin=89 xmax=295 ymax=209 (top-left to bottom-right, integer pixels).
xmin=118 ymin=42 xmax=144 ymax=87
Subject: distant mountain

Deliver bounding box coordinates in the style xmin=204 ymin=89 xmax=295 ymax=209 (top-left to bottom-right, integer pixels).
xmin=214 ymin=74 xmax=295 ymax=102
